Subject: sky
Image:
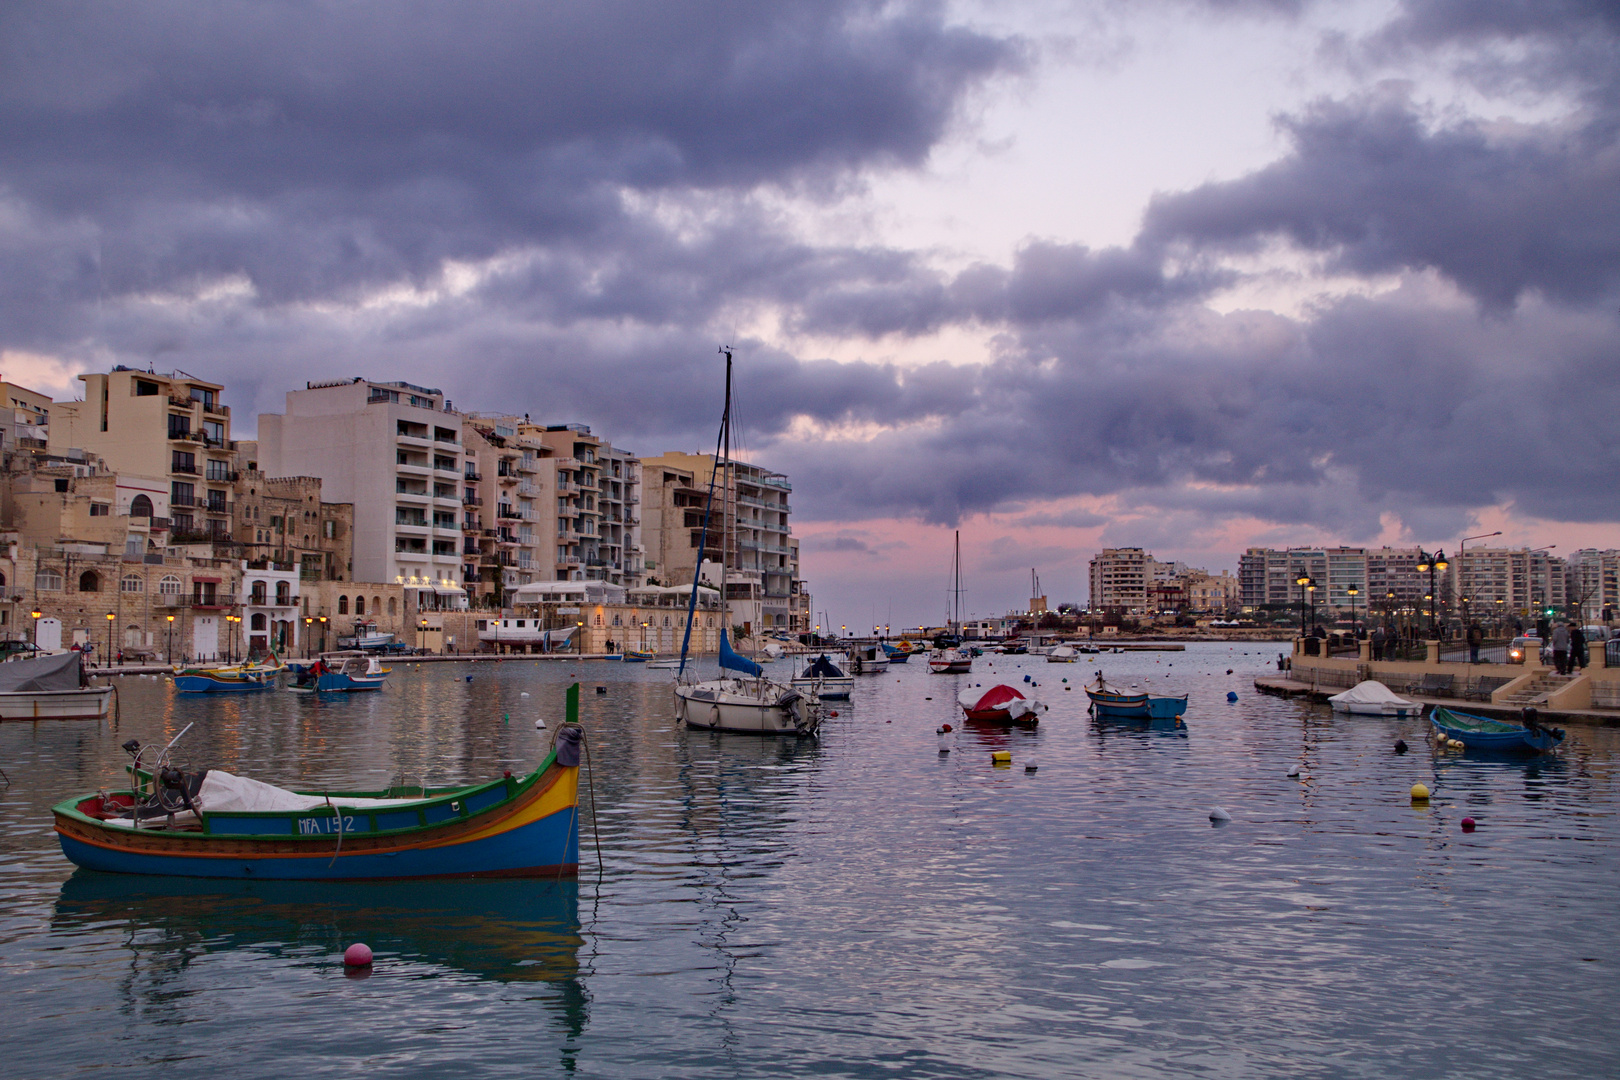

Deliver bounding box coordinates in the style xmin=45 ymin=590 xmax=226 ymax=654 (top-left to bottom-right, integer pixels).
xmin=2 ymin=1 xmax=1618 ymax=629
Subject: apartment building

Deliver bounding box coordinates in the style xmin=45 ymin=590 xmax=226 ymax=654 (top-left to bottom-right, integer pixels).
xmin=1568 ymin=549 xmax=1620 ymax=622
xmin=1453 ymin=547 xmax=1568 ymax=617
xmin=538 ymin=425 xmax=642 ymax=588
xmin=257 ymin=378 xmax=469 ymax=610
xmin=1088 ymin=548 xmax=1150 ymax=612
xmin=51 ymin=368 xmax=236 ymax=543
xmin=637 ymin=451 xmax=797 ymax=631
xmin=227 ymin=465 xmax=354 ymax=584
xmin=1 ymin=379 xmax=53 ymax=460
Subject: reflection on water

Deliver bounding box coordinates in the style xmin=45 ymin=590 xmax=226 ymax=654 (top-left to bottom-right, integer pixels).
xmin=1 ymin=647 xmax=1617 ymax=1078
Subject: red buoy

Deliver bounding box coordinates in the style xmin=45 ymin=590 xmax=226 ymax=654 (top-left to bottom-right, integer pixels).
xmin=1461 ymin=817 xmax=1477 ymax=832
xmin=344 ymin=943 xmax=374 ymax=968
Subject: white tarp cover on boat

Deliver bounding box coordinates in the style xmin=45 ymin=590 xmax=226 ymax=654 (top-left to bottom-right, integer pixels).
xmin=196 ymin=771 xmax=428 ymax=813
xmin=0 ymin=651 xmax=83 ymax=693
xmin=1328 ymin=681 xmax=1418 ymax=708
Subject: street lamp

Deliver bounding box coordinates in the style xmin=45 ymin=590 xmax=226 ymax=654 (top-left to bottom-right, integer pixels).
xmin=420 ymin=617 xmax=429 ymax=654
xmin=304 ymin=616 xmax=313 ymax=659
xmin=30 ymin=610 xmax=41 ymax=647
xmin=1295 ymin=574 xmax=1314 ymax=636
xmin=576 ymin=620 xmax=584 ymax=655
xmin=165 ymin=613 xmax=175 ymax=662
xmin=105 ymin=612 xmax=115 ymax=667
xmin=1416 ymin=549 xmax=1448 ymax=638
xmin=318 ymin=615 xmax=328 ymax=654
xmin=1346 ymin=585 xmax=1359 ymax=636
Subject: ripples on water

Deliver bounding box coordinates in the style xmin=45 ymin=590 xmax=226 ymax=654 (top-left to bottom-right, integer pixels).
xmin=0 ymin=645 xmax=1614 ymax=1078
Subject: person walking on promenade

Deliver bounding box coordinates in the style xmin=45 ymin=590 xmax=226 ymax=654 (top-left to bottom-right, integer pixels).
xmin=1551 ymin=621 xmax=1571 ymax=675
xmin=1371 ymin=624 xmax=1386 ymax=661
xmin=1571 ymin=624 xmax=1588 ymax=670
xmin=1467 ymin=622 xmax=1483 ymax=664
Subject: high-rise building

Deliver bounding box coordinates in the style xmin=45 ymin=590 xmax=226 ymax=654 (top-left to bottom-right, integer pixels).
xmin=1567 ymin=549 xmax=1620 ymax=622
xmin=1089 ymin=548 xmax=1150 ymax=612
xmin=257 ymin=378 xmax=469 ymax=610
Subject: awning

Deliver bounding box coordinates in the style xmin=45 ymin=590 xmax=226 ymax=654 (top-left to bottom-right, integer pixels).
xmin=433 ymin=585 xmax=466 ymax=595
xmin=193 ymin=576 xmax=222 ymax=583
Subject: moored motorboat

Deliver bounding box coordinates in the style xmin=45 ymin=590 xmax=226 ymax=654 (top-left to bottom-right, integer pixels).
xmin=791 ymin=654 xmax=853 ymax=699
xmin=0 ymin=652 xmax=113 ymax=721
xmin=1328 ymin=680 xmax=1419 ymax=717
xmin=927 ymin=648 xmax=973 ymax=674
xmin=849 ymin=642 xmax=890 ymax=675
xmin=53 ymin=693 xmax=587 ymax=879
xmin=173 ymin=661 xmax=281 ymax=694
xmin=1430 ymin=706 xmax=1564 ymax=753
xmin=1046 ymin=645 xmax=1078 ymax=663
xmin=288 ymin=651 xmax=389 ymax=692
xmin=958 ymin=683 xmax=1047 ymax=724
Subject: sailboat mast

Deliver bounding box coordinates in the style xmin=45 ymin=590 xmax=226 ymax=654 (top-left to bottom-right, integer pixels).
xmin=720 ymin=347 xmax=732 ymax=645
xmin=953 ymin=530 xmax=961 ymax=632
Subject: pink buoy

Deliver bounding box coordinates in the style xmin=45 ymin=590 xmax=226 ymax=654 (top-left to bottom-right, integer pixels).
xmin=344 ymin=943 xmax=374 ymax=967
xmin=1461 ymin=817 xmax=1477 ymax=832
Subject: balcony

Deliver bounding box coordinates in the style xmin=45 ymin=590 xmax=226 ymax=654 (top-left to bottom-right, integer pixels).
xmin=395 ymin=462 xmax=431 ymax=476
xmin=463 ymin=470 xmax=482 ymax=481
xmin=396 ymin=432 xmax=431 ymax=448
xmin=170 ymin=462 xmax=198 ymax=475
xmin=462 ymin=495 xmax=481 ymax=506
xmin=394 ymin=548 xmax=430 ymax=561
xmin=190 ymin=592 xmax=237 ymax=610
xmin=557 ymin=555 xmax=581 ymax=567
xmin=203 ymin=401 xmax=230 ymax=417
xmin=204 ymin=501 xmax=232 ymax=516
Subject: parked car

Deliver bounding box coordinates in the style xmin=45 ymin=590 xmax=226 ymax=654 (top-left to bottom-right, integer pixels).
xmin=1507 ymin=636 xmax=1542 ymax=664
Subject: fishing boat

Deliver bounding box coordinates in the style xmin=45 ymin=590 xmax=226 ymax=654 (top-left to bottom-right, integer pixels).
xmin=52 ymin=690 xmax=587 ymax=879
xmin=791 ymin=654 xmax=853 ymax=700
xmin=881 ymin=642 xmax=911 ymax=664
xmin=1046 ymin=645 xmax=1079 ymax=663
xmin=671 ymin=347 xmax=820 ymax=737
xmin=849 ymin=642 xmax=890 ymax=675
xmin=1085 ymin=673 xmax=1188 ymax=720
xmin=0 ymin=651 xmax=114 ymax=721
xmin=287 ymin=651 xmax=390 ymax=693
xmin=1328 ymin=680 xmax=1419 ymax=717
xmin=958 ymin=683 xmax=1048 ymax=724
xmin=1430 ymin=706 xmax=1565 ymax=753
xmin=928 ymin=532 xmax=973 ymax=674
xmin=621 ymin=649 xmax=656 ymax=663
xmin=173 ymin=660 xmax=282 ymax=694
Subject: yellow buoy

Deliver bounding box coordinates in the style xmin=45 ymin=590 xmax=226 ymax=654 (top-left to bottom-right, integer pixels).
xmin=1411 ymin=783 xmax=1430 ymax=801
xmin=991 ymin=750 xmax=1012 ymax=764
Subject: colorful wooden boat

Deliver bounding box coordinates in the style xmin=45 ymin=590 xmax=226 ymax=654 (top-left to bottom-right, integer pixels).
xmin=621 ymin=649 xmax=656 ymax=662
xmin=53 ymin=689 xmax=587 ymax=880
xmin=881 ymin=643 xmax=911 ymax=663
xmin=173 ymin=663 xmax=280 ymax=694
xmin=1430 ymin=706 xmax=1564 ymax=753
xmin=957 ymin=683 xmax=1047 ymax=724
xmin=0 ymin=652 xmax=113 ymax=721
xmin=1085 ymin=674 xmax=1188 ymax=720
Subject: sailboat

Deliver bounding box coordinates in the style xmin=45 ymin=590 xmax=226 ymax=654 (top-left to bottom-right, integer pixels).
xmin=672 ymin=348 xmax=821 ymax=737
xmin=928 ymin=531 xmax=973 ymax=674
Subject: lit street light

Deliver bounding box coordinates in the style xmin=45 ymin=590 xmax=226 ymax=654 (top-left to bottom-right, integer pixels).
xmin=105 ymin=611 xmax=115 ymax=667
xmin=1416 ymin=549 xmax=1449 ymax=638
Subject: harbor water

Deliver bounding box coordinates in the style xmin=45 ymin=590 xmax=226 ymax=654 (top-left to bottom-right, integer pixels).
xmin=0 ymin=643 xmax=1615 ymax=1078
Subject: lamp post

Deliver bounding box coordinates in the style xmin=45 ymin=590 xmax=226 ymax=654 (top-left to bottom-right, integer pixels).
xmin=576 ymin=620 xmax=584 ymax=656
xmin=319 ymin=616 xmax=328 ymax=654
xmin=1295 ymin=574 xmax=1313 ymax=637
xmin=1416 ymin=549 xmax=1448 ymax=638
xmin=165 ymin=613 xmax=175 ymax=662
xmin=1457 ymin=531 xmax=1500 ymax=632
xmin=30 ymin=609 xmax=41 ymax=648
xmin=1346 ymin=585 xmax=1359 ymax=636
xmin=420 ymin=617 xmax=429 ymax=655
xmin=105 ymin=611 xmax=115 ymax=667
xmin=304 ymin=616 xmax=313 ymax=659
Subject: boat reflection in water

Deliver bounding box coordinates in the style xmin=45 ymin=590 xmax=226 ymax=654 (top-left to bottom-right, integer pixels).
xmin=1089 ymin=713 xmax=1189 ymax=738
xmin=52 ymin=872 xmax=586 ymax=1004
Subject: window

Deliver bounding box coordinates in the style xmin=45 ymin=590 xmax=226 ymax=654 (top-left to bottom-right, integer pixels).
xmin=251 ymin=613 xmax=267 ymax=630
xmin=89 ymin=503 xmax=109 ymax=516
xmin=251 ymin=582 xmax=267 ymax=604
xmin=388 ymin=597 xmax=397 ymax=616
xmin=168 ymin=414 xmax=190 ymax=440
xmin=121 ymin=575 xmax=143 ymax=593
xmin=276 ymin=582 xmax=290 ymax=605
xmin=355 ymin=595 xmax=365 ymax=615
xmin=135 ymin=380 xmax=159 ymax=396
xmin=202 ymin=420 xmax=224 ymax=445
xmin=206 ymin=459 xmax=230 ymax=481
xmin=270 ymin=515 xmax=283 ymax=530
xmin=613 ymin=614 xmax=622 ymax=627
xmin=338 ymin=595 xmax=349 ymax=614
xmin=159 ymin=576 xmax=183 ymax=596
xmin=171 ymin=481 xmax=194 ymax=507
xmin=35 ymin=569 xmax=63 ymax=591
xmin=78 ymin=571 xmax=100 ymax=592
xmin=129 ymin=494 xmax=153 ymax=517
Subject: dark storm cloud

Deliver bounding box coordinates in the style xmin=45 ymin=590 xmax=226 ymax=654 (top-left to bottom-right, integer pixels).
xmin=0 ymin=0 xmax=1021 ymax=320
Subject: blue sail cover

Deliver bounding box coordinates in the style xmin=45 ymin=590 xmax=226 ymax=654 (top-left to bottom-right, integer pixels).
xmin=718 ymin=631 xmax=762 ymax=677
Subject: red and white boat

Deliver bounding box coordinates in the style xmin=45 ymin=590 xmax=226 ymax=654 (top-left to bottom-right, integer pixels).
xmin=928 ymin=648 xmax=973 ymax=674
xmin=957 ymin=683 xmax=1048 ymax=724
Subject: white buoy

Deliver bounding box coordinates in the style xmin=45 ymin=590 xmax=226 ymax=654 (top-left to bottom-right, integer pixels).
xmin=1209 ymin=806 xmax=1232 ymax=822
xmin=1287 ymin=764 xmax=1302 ymax=777
xmin=535 ymin=718 xmax=546 ymax=729
xmin=520 ymin=691 xmax=530 ymax=697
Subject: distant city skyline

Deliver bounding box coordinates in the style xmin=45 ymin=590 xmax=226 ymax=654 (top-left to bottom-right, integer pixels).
xmin=4 ymin=1 xmax=1617 ymax=627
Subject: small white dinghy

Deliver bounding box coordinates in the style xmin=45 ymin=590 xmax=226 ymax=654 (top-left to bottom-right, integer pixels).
xmin=1328 ymin=680 xmax=1420 ymax=718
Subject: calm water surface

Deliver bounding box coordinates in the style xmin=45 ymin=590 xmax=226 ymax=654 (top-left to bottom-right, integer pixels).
xmin=0 ymin=644 xmax=1614 ymax=1078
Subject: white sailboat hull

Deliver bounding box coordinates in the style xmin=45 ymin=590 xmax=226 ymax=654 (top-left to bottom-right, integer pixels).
xmin=675 ymin=679 xmax=819 ymax=735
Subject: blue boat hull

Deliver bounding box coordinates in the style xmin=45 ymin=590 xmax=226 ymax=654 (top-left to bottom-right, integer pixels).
xmin=1430 ymin=708 xmax=1562 ymax=753
xmin=1088 ymin=691 xmax=1188 ymax=720
xmin=58 ymin=803 xmax=579 ymax=880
